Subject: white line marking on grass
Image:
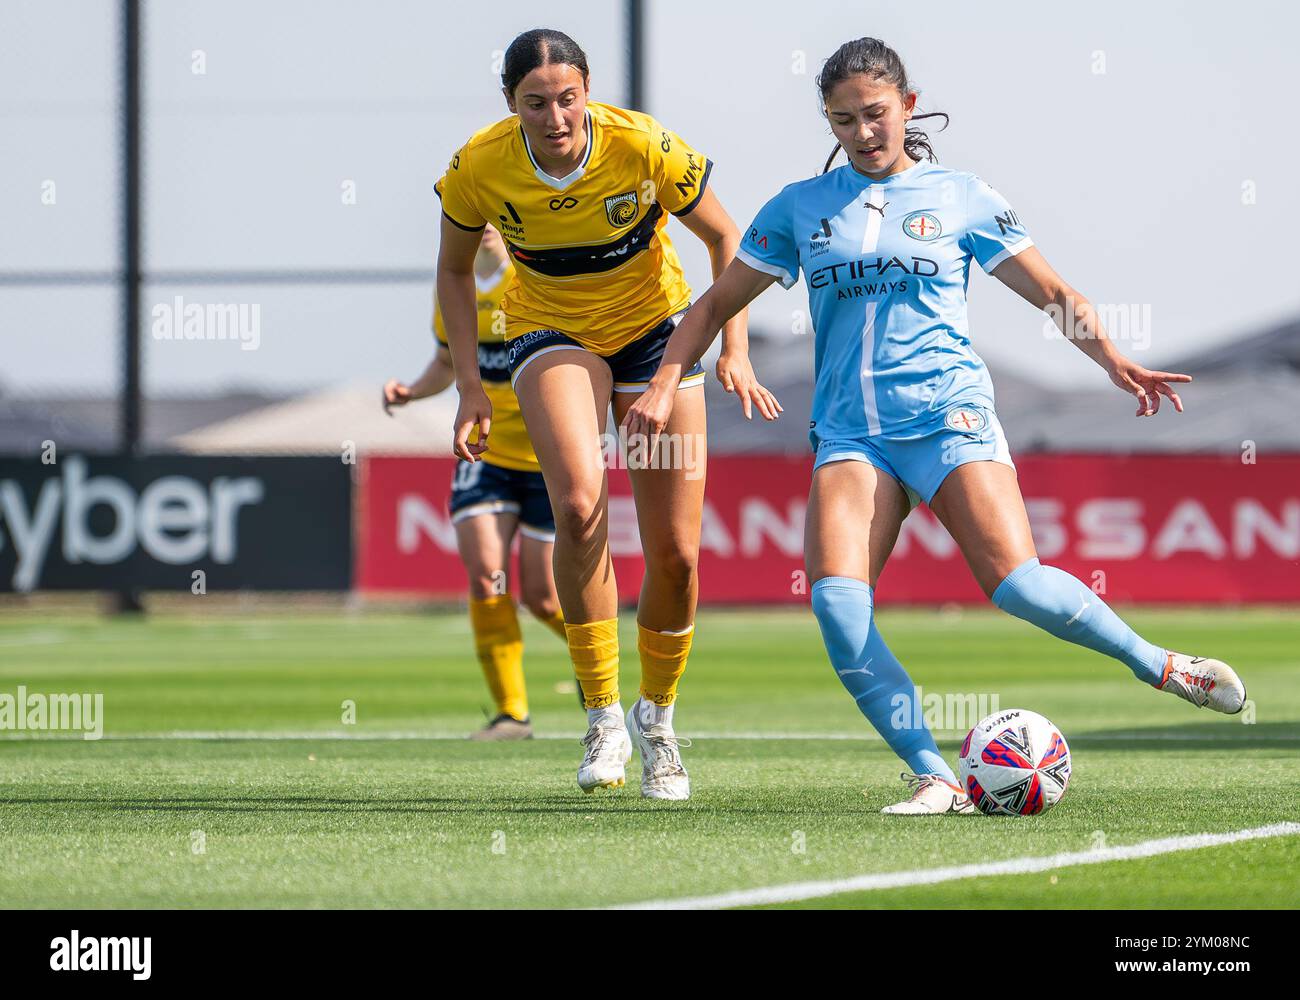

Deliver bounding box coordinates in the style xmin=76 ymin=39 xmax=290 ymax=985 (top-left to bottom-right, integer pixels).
xmin=614 ymin=822 xmax=1300 ymax=910
xmin=0 ymin=631 xmax=67 ymax=647
xmin=0 ymin=730 xmax=483 ymax=742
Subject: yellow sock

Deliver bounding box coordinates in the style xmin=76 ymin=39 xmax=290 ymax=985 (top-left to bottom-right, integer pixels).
xmin=565 ymin=619 xmax=620 ymax=709
xmin=638 ymin=623 xmax=693 ymax=707
xmin=531 ymin=606 xmax=567 ymax=641
xmin=468 ymin=595 xmax=527 ymax=720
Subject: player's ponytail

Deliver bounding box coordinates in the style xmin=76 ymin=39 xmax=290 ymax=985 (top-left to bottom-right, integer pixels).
xmin=502 ymin=28 xmax=590 ymax=97
xmin=815 ymin=37 xmax=949 ymax=174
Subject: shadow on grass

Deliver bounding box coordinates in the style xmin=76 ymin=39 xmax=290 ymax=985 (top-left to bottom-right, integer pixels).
xmin=1071 ymin=720 xmax=1299 ymax=750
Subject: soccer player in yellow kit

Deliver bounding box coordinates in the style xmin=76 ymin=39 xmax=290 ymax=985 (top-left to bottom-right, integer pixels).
xmin=384 ymin=225 xmax=568 ymax=741
xmin=435 ymin=29 xmax=778 ymax=797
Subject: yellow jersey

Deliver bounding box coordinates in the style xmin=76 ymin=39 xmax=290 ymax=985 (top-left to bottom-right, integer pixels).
xmin=434 ymin=101 xmax=711 ymax=355
xmin=433 ymin=260 xmax=540 ymax=473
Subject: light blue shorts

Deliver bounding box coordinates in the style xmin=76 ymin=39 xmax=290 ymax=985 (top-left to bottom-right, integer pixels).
xmin=812 ymin=403 xmax=1015 ymax=508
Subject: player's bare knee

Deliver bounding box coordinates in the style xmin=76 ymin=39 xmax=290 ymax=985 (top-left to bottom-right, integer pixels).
xmin=466 ymin=572 xmax=507 ymax=601
xmin=550 ymin=491 xmax=605 ymax=546
xmin=982 ymin=555 xmax=1036 ymax=602
xmin=643 ymin=540 xmax=697 ymax=588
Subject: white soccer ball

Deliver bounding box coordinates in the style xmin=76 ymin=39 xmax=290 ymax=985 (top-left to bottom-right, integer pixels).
xmin=958 ymin=708 xmax=1071 ymax=816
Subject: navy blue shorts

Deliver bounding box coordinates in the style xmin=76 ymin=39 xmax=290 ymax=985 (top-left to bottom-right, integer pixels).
xmin=505 ymin=307 xmax=707 ymax=393
xmin=448 ymin=459 xmax=555 ymax=540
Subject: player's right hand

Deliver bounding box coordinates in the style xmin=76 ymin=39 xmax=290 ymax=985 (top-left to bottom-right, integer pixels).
xmin=1105 ymin=356 xmax=1191 ymax=417
xmin=620 ymin=380 xmax=676 ymax=457
xmin=452 ymin=384 xmax=493 ymax=462
xmin=716 ymin=352 xmax=783 ymax=421
xmin=382 ymin=379 xmax=412 ymax=416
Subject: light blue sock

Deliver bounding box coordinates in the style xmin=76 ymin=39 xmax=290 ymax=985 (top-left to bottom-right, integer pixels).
xmin=991 ymin=558 xmax=1167 ymax=685
xmin=811 ymin=576 xmax=957 ymax=784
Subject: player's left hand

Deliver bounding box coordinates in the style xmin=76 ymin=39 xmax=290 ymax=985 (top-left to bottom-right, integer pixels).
xmin=1106 ymin=358 xmax=1191 ymax=417
xmin=716 ymin=352 xmax=783 ymax=421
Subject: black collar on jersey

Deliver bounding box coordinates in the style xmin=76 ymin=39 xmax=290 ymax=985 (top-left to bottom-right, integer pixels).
xmin=519 ymin=110 xmax=594 ymax=190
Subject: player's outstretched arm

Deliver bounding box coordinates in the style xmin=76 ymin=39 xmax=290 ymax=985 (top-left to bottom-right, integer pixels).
xmin=622 ymin=258 xmax=781 ymax=445
xmin=991 ymin=246 xmax=1191 ymax=417
xmin=437 ymin=216 xmax=493 ymax=459
xmin=382 ymin=347 xmax=456 ymax=415
xmin=675 ymin=192 xmax=784 ymax=422
xmin=674 ymin=188 xmax=768 ymax=409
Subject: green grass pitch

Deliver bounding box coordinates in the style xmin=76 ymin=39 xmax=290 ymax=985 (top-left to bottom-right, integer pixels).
xmin=0 ymin=606 xmax=1296 ymax=909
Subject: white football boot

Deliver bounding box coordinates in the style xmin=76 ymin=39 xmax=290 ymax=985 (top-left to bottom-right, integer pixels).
xmin=626 ymin=698 xmax=691 ymax=801
xmin=880 ymin=772 xmax=974 ymax=815
xmin=1155 ymin=652 xmax=1247 ymax=715
xmin=577 ymin=711 xmax=633 ymax=793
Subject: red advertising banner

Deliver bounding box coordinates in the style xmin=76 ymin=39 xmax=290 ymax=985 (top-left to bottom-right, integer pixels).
xmin=357 ymin=454 xmax=1300 ymax=604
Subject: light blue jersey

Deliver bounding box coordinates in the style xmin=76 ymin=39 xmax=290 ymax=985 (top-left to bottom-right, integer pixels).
xmin=736 ymin=159 xmax=1032 ymax=442
xmin=761 ymin=162 xmax=1176 ymax=789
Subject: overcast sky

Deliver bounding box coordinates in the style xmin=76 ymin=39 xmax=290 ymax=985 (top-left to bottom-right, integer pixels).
xmin=2 ymin=0 xmax=1298 ymax=395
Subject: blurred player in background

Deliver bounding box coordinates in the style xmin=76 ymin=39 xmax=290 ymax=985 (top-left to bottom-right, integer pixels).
xmin=626 ymin=36 xmax=1246 ymax=813
xmin=384 ymin=224 xmax=568 ymax=740
xmin=435 ymin=28 xmax=777 ymax=798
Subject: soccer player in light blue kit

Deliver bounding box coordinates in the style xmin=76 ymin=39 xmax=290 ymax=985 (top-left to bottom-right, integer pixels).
xmin=624 ymin=37 xmax=1247 ymax=814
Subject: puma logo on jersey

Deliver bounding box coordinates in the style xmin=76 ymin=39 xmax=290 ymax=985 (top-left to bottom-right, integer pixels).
xmin=836 ymin=659 xmax=874 ymax=678
xmin=864 ymin=201 xmax=888 ymax=216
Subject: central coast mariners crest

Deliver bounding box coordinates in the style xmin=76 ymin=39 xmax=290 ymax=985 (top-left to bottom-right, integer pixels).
xmin=604 ymin=190 xmax=639 ymax=228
